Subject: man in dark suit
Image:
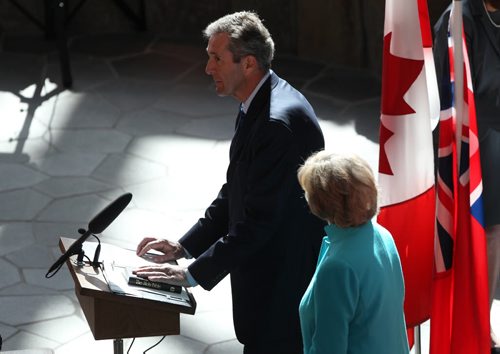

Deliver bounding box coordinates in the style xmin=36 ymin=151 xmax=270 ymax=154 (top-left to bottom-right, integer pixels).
xmin=134 ymin=11 xmax=325 ymax=353
xmin=434 ymin=0 xmax=500 ymax=352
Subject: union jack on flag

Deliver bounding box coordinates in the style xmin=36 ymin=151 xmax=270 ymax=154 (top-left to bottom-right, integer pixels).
xmin=430 ymin=3 xmax=489 ymax=354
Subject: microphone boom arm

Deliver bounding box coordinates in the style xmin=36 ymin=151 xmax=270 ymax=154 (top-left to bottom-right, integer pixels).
xmin=45 ymin=193 xmax=132 ymax=278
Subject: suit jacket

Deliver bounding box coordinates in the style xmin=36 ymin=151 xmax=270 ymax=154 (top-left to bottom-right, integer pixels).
xmin=433 ymin=0 xmax=500 ymax=136
xmin=179 ymin=71 xmax=326 ymax=352
xmin=433 ymin=0 xmax=500 ymax=225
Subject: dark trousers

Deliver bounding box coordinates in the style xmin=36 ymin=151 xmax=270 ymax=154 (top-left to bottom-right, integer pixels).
xmin=243 ymin=341 xmax=303 ymax=354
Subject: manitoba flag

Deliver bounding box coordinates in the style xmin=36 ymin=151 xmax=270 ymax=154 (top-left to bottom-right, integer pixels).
xmin=377 ymin=0 xmax=438 ymax=329
xmin=430 ymin=2 xmax=489 ymax=354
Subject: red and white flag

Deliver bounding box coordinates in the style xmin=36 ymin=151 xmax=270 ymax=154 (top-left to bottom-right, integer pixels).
xmin=430 ymin=2 xmax=489 ymax=353
xmin=377 ymin=0 xmax=438 ymax=330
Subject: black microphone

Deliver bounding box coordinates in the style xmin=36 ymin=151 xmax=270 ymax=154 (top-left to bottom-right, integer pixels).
xmin=88 ymin=192 xmax=132 ymax=233
xmin=46 ymin=193 xmax=133 ymax=277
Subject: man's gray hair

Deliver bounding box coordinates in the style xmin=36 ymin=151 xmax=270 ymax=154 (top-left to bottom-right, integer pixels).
xmin=203 ymin=11 xmax=275 ymax=71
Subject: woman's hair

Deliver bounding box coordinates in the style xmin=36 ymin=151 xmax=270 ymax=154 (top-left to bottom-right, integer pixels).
xmin=298 ymin=151 xmax=378 ymax=227
xmin=203 ymin=11 xmax=275 ymax=71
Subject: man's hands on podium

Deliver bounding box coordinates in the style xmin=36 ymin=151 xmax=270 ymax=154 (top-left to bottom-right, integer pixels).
xmin=135 ymin=237 xmax=191 ymax=287
xmin=132 ymin=263 xmax=190 ymax=287
xmin=136 ymin=237 xmax=186 ymax=262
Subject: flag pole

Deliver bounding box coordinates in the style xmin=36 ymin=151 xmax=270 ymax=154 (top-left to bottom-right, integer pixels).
xmin=451 ymin=0 xmax=464 ymax=169
xmin=414 ymin=325 xmax=422 ymax=354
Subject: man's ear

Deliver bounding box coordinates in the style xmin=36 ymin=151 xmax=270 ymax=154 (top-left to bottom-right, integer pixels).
xmin=243 ymin=55 xmax=258 ymax=72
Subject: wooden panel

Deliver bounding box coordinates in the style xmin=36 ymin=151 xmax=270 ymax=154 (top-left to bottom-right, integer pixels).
xmin=75 ymin=291 xmax=180 ymax=340
xmin=93 ymin=297 xmax=179 ymax=340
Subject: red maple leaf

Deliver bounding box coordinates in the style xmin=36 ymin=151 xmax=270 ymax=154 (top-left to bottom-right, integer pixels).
xmin=379 ymin=32 xmax=424 ymax=175
xmin=381 ymin=32 xmax=424 ymax=115
xmin=379 ymin=123 xmax=394 ymax=175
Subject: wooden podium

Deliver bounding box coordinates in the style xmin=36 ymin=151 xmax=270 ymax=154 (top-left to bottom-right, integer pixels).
xmin=59 ymin=238 xmax=196 ymax=353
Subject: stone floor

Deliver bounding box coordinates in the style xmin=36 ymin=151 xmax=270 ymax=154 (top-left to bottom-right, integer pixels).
xmin=0 ymin=29 xmax=497 ymax=354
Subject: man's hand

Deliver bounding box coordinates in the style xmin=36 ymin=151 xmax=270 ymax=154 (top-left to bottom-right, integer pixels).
xmin=136 ymin=237 xmax=186 ymax=263
xmin=133 ymin=264 xmax=190 ymax=287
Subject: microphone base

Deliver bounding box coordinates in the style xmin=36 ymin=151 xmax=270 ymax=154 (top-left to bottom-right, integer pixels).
xmin=91 ymin=261 xmax=103 ymax=269
xmin=73 ymin=259 xmax=86 ymax=267
xmin=72 ymin=259 xmax=103 ymax=269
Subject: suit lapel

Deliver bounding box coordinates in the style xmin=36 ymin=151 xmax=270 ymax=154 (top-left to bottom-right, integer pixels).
xmin=229 ymin=74 xmax=274 ymax=161
xmin=481 ymin=18 xmax=500 ymax=60
xmin=230 ymin=109 xmax=249 ymax=160
xmin=471 ymin=0 xmax=500 ymax=60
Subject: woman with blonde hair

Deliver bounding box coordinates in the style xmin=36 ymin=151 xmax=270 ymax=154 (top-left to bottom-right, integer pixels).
xmin=298 ymin=151 xmax=409 ymax=354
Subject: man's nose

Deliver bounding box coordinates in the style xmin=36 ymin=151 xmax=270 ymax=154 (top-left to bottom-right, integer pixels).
xmin=205 ymin=59 xmax=214 ymax=75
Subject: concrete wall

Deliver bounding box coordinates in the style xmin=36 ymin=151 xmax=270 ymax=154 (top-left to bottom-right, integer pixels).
xmin=0 ymin=0 xmax=450 ymax=76
xmin=295 ymin=0 xmax=450 ymax=76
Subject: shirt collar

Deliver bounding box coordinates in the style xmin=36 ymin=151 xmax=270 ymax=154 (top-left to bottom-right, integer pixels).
xmin=241 ymin=70 xmax=271 ymax=114
xmin=324 ymin=220 xmax=373 ymax=243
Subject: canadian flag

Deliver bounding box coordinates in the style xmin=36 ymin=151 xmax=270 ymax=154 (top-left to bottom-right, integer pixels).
xmin=377 ymin=0 xmax=438 ymax=329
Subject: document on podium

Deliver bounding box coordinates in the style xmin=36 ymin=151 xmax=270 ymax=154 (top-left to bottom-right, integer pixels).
xmin=81 ymin=242 xmax=194 ymax=309
xmin=103 ymin=261 xmax=193 ymax=307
